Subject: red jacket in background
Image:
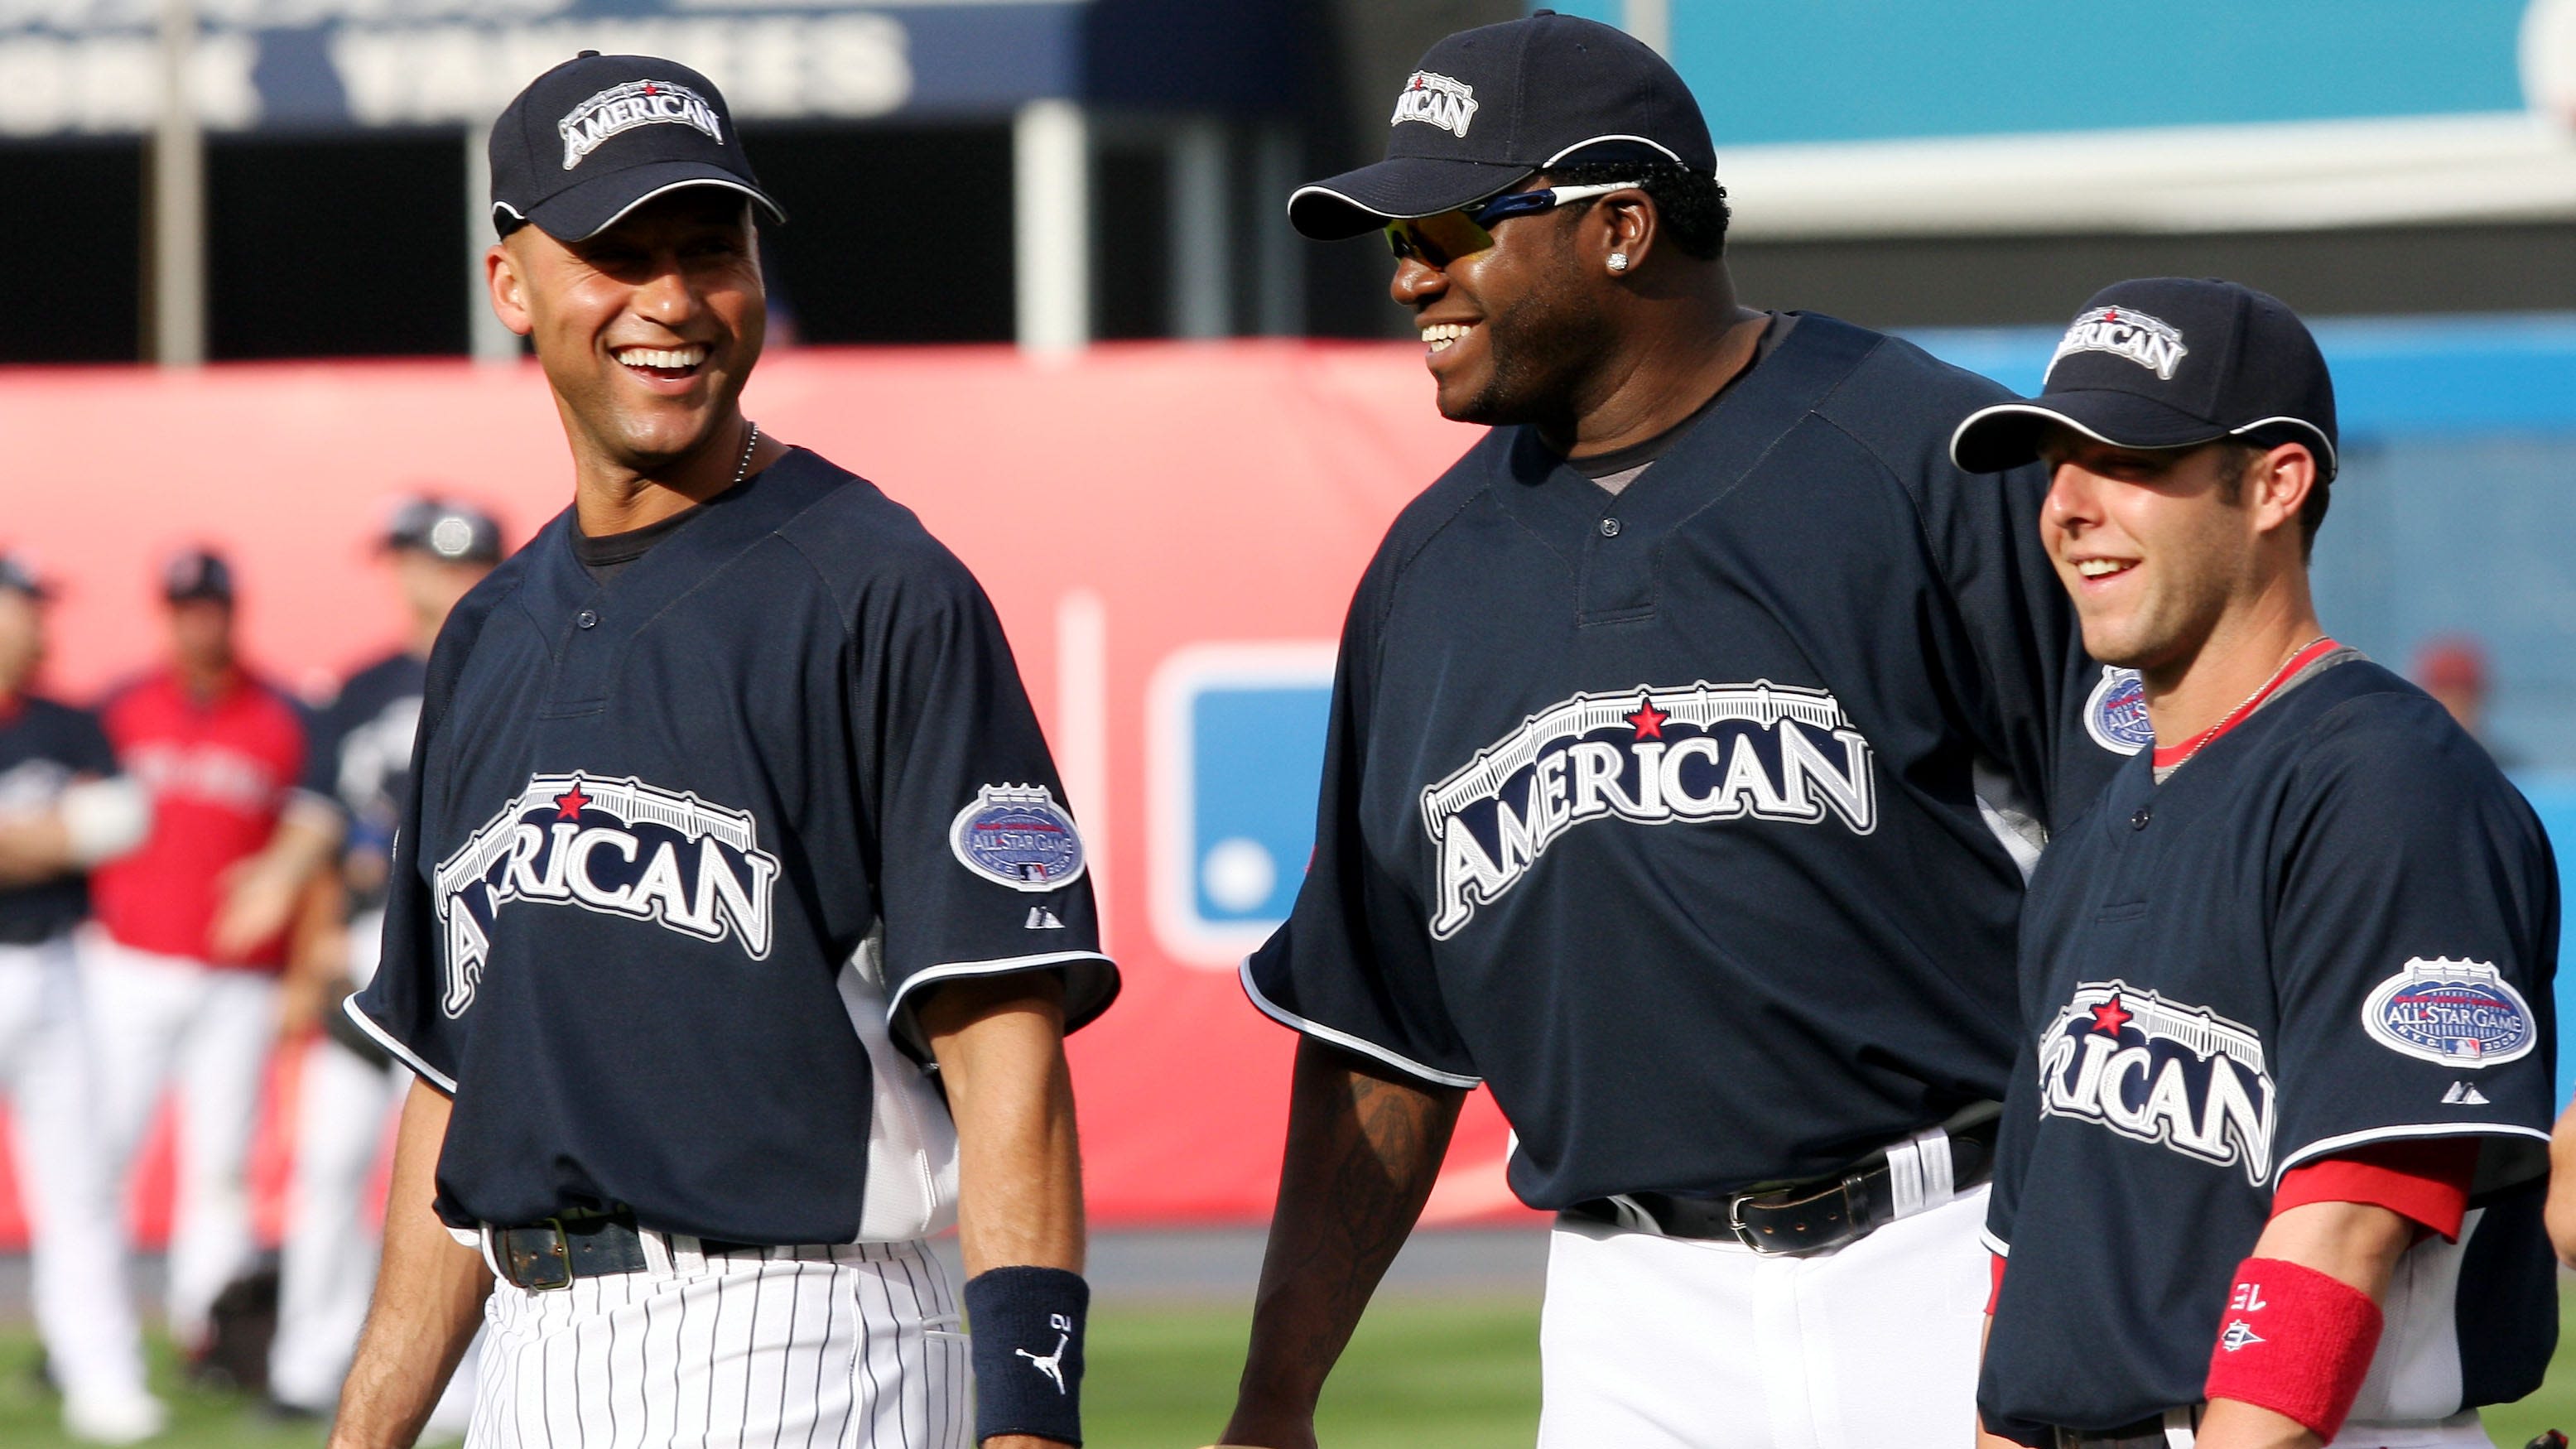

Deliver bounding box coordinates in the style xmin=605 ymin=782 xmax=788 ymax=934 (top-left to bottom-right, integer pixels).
xmin=90 ymin=668 xmax=307 ymax=969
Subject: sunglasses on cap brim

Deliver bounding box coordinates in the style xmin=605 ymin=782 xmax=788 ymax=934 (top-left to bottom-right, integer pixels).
xmin=1382 ymin=181 xmax=1642 ymax=268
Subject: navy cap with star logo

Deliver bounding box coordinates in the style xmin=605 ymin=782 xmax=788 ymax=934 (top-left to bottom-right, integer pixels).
xmin=487 ymin=51 xmax=785 ymax=243
xmin=1288 ymin=9 xmax=1717 ymax=240
xmin=1952 ymin=277 xmax=2340 ymax=481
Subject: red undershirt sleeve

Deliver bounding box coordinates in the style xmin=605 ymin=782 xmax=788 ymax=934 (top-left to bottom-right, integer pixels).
xmin=2269 ymin=1138 xmax=2479 ymax=1242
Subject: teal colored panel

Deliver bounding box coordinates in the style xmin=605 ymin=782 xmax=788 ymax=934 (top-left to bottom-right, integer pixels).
xmin=1531 ymin=1 xmax=2528 ymax=142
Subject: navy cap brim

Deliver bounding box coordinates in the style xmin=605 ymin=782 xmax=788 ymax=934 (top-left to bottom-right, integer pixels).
xmin=511 ymin=160 xmax=787 ymax=243
xmin=1287 ymin=155 xmax=1536 ymax=240
xmin=1950 ymin=392 xmax=2236 ymax=474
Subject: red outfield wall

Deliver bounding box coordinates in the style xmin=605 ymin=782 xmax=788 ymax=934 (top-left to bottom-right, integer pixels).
xmin=0 ymin=342 xmax=1544 ymax=1241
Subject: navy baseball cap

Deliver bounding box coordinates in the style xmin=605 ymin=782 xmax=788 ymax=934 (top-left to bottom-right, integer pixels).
xmin=384 ymin=497 xmax=505 ymax=566
xmin=1288 ymin=11 xmax=1717 ymax=240
xmin=0 ymin=551 xmax=48 ymax=601
xmin=488 ymin=51 xmax=785 ymax=242
xmin=162 ymin=547 xmax=234 ymax=604
xmin=1952 ymin=278 xmax=2339 ymax=481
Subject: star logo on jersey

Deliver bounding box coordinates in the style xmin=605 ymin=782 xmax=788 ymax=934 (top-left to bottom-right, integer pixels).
xmin=431 ymin=773 xmax=782 ymax=1016
xmin=1421 ymin=681 xmax=1876 ymax=938
xmin=2088 ymin=994 xmax=2133 ymax=1036
xmin=2038 ymin=979 xmax=2276 ymax=1185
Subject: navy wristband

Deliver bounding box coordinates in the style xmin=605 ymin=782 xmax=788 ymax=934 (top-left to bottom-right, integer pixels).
xmin=965 ymin=1265 xmax=1088 ymax=1446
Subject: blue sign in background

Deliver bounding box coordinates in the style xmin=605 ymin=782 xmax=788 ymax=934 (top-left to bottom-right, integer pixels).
xmin=1187 ymin=685 xmax=1332 ymax=927
xmin=1536 ymin=1 xmax=2534 ymax=142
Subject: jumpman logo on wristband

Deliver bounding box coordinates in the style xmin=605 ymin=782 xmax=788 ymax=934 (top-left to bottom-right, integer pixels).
xmin=1016 ymin=1313 xmax=1074 ymax=1394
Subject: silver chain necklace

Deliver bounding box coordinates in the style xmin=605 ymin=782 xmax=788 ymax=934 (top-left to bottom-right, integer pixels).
xmin=730 ymin=419 xmax=761 ymax=489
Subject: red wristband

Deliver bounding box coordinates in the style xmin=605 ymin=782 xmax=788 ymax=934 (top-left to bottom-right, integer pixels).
xmin=2204 ymin=1256 xmax=2383 ymax=1440
xmin=1986 ymin=1252 xmax=2005 ymax=1316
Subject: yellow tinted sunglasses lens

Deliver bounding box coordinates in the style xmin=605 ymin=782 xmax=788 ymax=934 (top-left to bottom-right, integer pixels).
xmin=1383 ymin=210 xmax=1496 ymax=267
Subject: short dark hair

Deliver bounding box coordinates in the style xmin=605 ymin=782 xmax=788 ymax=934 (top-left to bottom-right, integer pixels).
xmin=2217 ymin=440 xmax=2331 ymax=561
xmin=1542 ymin=159 xmax=1731 ymax=260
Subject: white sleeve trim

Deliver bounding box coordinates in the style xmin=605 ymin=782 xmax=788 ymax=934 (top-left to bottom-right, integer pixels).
xmin=1235 ymin=956 xmax=1482 ymax=1090
xmin=884 ymin=950 xmax=1115 ymax=1025
xmin=1980 ymin=1229 xmax=2010 ymax=1257
xmin=2275 ymin=1121 xmax=2552 ymax=1177
xmin=342 ymin=994 xmax=458 ymax=1095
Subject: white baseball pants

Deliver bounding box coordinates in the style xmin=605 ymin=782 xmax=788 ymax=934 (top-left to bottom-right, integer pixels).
xmin=467 ymin=1236 xmax=969 ymax=1449
xmin=1537 ymin=1183 xmax=1991 ymax=1448
xmin=0 ymin=935 xmax=151 ymax=1405
xmin=82 ymin=931 xmax=280 ymax=1348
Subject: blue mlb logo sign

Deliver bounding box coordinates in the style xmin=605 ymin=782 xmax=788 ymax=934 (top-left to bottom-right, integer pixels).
xmin=1148 ymin=643 xmax=1337 ymax=968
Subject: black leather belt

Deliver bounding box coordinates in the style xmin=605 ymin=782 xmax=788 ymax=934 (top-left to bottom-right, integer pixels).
xmin=1565 ymin=1105 xmax=2000 ymax=1258
xmin=491 ymin=1210 xmax=760 ymax=1292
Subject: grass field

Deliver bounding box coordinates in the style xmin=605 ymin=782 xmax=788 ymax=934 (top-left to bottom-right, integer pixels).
xmin=0 ymin=1290 xmax=2569 ymax=1447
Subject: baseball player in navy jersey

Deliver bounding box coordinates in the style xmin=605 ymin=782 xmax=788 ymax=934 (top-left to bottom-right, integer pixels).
xmin=326 ymin=54 xmax=1115 ymax=1449
xmin=1955 ymin=278 xmax=2558 ymax=1448
xmin=267 ymin=498 xmax=502 ymax=1428
xmin=0 ymin=553 xmax=161 ymax=1444
xmin=1216 ymin=15 xmax=2126 ymax=1447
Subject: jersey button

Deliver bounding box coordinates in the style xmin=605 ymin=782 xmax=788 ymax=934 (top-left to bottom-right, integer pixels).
xmin=1598 ymin=516 xmax=1622 ymax=537
xmin=2130 ymin=806 xmax=2152 ymax=830
xmin=576 ymin=609 xmax=599 ymax=629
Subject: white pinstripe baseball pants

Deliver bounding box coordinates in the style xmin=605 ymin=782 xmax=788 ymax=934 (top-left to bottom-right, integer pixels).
xmin=466 ymin=1237 xmax=970 ymax=1449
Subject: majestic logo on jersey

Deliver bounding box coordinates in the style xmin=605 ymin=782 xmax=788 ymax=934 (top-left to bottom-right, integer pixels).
xmin=951 ymin=784 xmax=1087 ymax=893
xmin=2362 ymin=957 xmax=2535 ymax=1067
xmin=2083 ymin=667 xmax=2152 ymax=755
xmin=2039 ymin=980 xmax=2275 ymax=1185
xmin=1391 ymin=70 xmax=1478 ymax=137
xmin=2049 ymin=306 xmax=2188 ymax=381
xmin=558 ymin=80 xmax=724 ymax=170
xmin=1421 ymin=681 xmax=1877 ymax=939
xmin=432 ymin=774 xmax=782 ymax=1016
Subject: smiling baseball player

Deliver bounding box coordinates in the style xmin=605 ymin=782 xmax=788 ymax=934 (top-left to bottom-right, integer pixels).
xmin=327 ymin=54 xmax=1116 ymax=1449
xmin=1956 ymin=279 xmax=2558 ymax=1449
xmin=1220 ymin=14 xmax=2126 ymax=1447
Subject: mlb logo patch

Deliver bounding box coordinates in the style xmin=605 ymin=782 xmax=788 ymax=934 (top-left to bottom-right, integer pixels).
xmin=1147 ymin=643 xmax=1337 ymax=968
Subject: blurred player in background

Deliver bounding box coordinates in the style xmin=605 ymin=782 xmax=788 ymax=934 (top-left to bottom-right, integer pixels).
xmin=0 ymin=553 xmax=161 ymax=1443
xmin=2413 ymin=636 xmax=2516 ymax=768
xmin=266 ymin=499 xmax=502 ymax=1428
xmin=85 ymin=548 xmax=313 ymax=1359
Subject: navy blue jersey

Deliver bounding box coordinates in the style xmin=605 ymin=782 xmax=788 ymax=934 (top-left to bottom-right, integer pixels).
xmin=298 ymin=650 xmax=426 ymax=917
xmin=1980 ymin=657 xmax=2558 ymax=1441
xmin=350 ymin=449 xmax=1118 ymax=1244
xmin=1244 ymin=314 xmax=2126 ymax=1205
xmin=0 ymin=696 xmax=117 ymax=945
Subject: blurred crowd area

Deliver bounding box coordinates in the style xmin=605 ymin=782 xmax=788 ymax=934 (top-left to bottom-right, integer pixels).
xmin=0 ymin=501 xmax=503 ymax=1442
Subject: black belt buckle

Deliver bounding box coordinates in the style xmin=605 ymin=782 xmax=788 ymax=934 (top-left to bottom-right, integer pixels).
xmin=503 ymin=1218 xmax=575 ymax=1293
xmin=1726 ymin=1171 xmax=1871 ymax=1257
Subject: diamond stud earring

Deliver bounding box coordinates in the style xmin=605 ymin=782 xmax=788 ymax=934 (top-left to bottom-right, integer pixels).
xmin=1607 ymin=253 xmax=1630 ymax=272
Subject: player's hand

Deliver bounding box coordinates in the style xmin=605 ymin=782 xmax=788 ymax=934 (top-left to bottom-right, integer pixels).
xmin=1213 ymin=1411 xmax=1316 ymax=1449
xmin=209 ymin=852 xmax=307 ymax=960
xmin=982 ymin=1437 xmax=1075 ymax=1449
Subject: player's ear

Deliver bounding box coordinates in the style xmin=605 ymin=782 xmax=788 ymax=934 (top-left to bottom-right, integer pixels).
xmin=1596 ymin=189 xmax=1654 ymax=277
xmin=486 ymin=240 xmax=535 ymax=339
xmin=2246 ymin=442 xmax=2317 ymax=542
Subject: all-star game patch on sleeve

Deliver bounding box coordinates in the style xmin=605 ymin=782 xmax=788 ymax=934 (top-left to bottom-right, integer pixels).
xmin=1240 ymin=540 xmax=1481 ymax=1090
xmin=2266 ymin=693 xmax=2558 ymax=1180
xmin=855 ymin=556 xmax=1117 ymax=1061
